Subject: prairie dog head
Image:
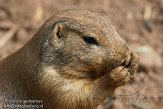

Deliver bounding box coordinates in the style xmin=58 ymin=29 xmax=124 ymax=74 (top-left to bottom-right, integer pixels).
xmin=36 ymin=9 xmax=139 ymax=109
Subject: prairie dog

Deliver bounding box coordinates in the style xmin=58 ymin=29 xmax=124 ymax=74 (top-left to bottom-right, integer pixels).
xmin=0 ymin=9 xmax=139 ymax=109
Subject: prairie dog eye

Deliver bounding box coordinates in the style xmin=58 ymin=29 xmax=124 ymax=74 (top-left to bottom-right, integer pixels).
xmin=83 ymin=36 xmax=99 ymax=45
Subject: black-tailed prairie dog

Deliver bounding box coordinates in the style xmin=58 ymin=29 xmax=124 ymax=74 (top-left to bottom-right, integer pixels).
xmin=0 ymin=9 xmax=139 ymax=109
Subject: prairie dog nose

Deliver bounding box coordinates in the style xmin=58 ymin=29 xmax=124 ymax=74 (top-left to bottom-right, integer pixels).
xmin=114 ymin=37 xmax=130 ymax=61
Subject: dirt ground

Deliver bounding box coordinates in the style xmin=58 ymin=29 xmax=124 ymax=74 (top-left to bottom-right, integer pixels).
xmin=0 ymin=0 xmax=163 ymax=109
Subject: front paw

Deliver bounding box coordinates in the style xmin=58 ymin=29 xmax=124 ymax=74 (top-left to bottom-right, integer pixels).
xmin=109 ymin=52 xmax=139 ymax=86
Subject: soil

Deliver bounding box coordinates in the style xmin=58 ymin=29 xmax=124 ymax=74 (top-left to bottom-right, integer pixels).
xmin=0 ymin=0 xmax=162 ymax=109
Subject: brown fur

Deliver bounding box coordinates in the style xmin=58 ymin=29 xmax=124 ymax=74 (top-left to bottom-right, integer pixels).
xmin=0 ymin=9 xmax=139 ymax=109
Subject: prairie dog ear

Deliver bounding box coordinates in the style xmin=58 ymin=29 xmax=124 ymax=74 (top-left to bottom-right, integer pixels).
xmin=52 ymin=22 xmax=67 ymax=48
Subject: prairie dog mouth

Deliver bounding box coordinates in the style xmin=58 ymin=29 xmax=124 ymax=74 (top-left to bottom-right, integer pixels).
xmin=109 ymin=52 xmax=138 ymax=74
xmin=96 ymin=52 xmax=139 ymax=85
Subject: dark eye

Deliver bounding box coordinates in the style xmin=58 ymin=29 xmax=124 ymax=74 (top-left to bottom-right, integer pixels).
xmin=83 ymin=36 xmax=99 ymax=45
